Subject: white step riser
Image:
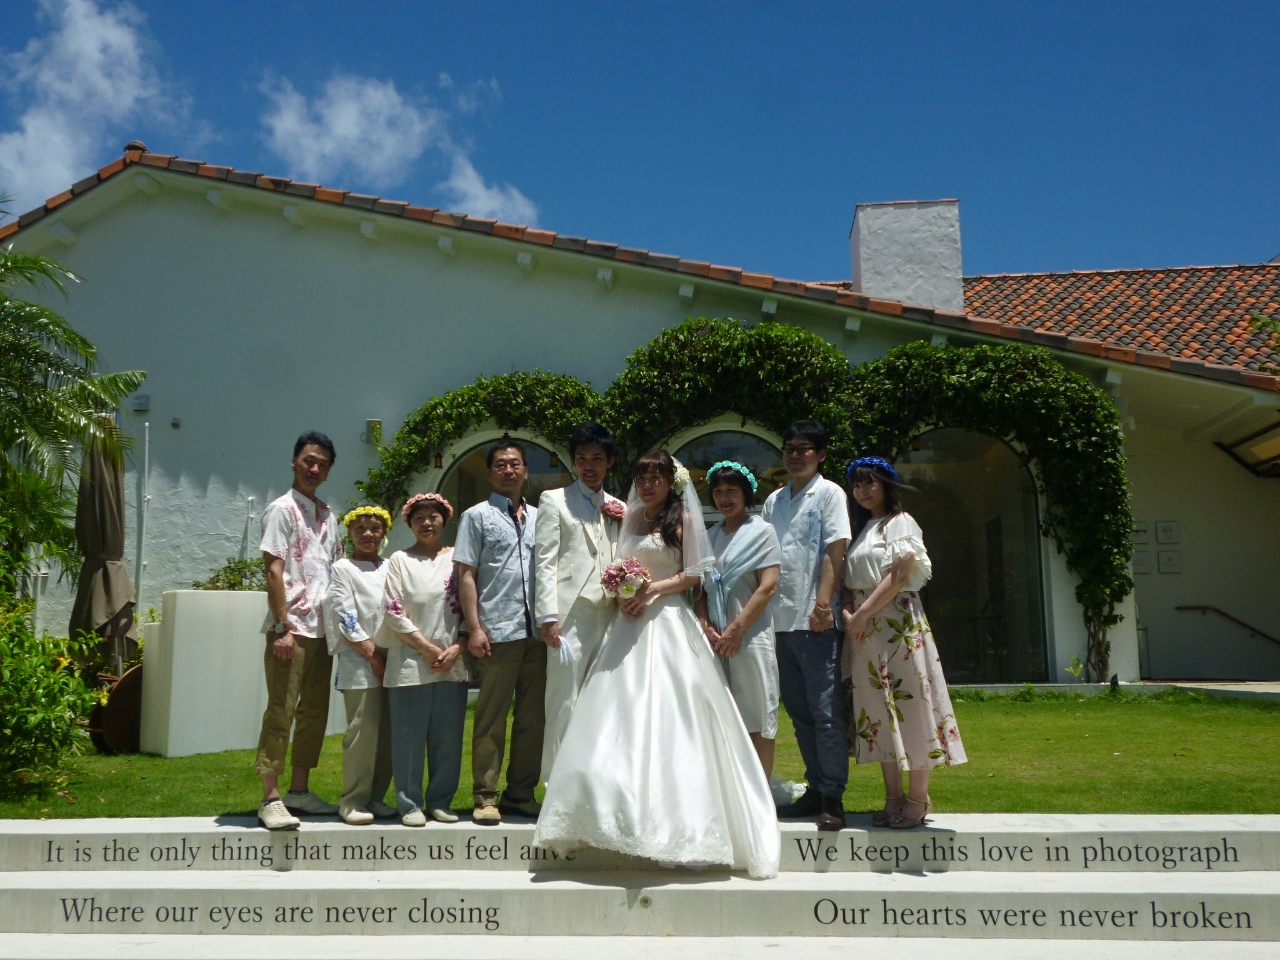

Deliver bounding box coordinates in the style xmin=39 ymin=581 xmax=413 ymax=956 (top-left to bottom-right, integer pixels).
xmin=1 ymin=876 xmax=1276 ymax=940
xmin=4 ymin=934 xmax=1280 ymax=960
xmin=4 ymin=820 xmax=1276 ymax=874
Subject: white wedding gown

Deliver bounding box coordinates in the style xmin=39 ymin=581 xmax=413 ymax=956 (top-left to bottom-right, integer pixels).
xmin=533 ymin=532 xmax=781 ymax=879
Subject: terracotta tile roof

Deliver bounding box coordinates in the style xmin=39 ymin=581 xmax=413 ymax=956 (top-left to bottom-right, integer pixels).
xmin=963 ymin=266 xmax=1280 ymax=378
xmin=2 ymin=143 xmax=1277 ymax=393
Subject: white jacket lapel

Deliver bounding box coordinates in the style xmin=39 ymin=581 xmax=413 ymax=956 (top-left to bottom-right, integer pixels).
xmin=568 ymin=484 xmax=600 ymax=554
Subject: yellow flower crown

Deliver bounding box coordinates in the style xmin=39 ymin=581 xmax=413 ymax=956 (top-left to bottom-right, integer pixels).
xmin=342 ymin=505 xmax=392 ymax=531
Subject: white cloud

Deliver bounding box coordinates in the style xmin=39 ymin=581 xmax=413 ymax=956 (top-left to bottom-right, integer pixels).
xmin=263 ymin=70 xmax=536 ymax=223
xmin=0 ymin=0 xmax=170 ymax=213
xmin=438 ymin=149 xmax=537 ymax=223
xmin=261 ymin=74 xmax=439 ymax=191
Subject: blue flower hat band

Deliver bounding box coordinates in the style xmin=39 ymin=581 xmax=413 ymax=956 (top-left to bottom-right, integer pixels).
xmin=706 ymin=460 xmax=758 ymax=492
xmin=846 ymin=456 xmax=899 ymax=483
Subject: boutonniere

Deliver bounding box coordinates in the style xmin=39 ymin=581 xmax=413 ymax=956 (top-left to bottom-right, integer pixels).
xmin=602 ymin=497 xmax=626 ymax=521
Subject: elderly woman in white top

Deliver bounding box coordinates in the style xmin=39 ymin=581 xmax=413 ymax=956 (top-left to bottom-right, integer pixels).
xmin=325 ymin=503 xmax=397 ymax=825
xmin=375 ymin=492 xmax=468 ymax=827
xmin=841 ymin=457 xmax=966 ymax=830
xmin=695 ymin=461 xmax=781 ymax=777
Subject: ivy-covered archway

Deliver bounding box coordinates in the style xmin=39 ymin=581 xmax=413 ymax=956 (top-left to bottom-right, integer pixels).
xmin=845 ymin=340 xmax=1133 ymax=681
xmin=360 ymin=318 xmax=1131 ymax=675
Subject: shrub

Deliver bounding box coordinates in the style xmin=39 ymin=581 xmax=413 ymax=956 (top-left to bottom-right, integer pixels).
xmin=0 ymin=528 xmax=95 ymax=791
xmin=192 ymin=556 xmax=266 ymax=591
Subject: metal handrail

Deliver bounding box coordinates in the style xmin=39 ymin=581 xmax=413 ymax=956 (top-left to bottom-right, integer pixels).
xmin=1175 ymin=605 xmax=1280 ymax=648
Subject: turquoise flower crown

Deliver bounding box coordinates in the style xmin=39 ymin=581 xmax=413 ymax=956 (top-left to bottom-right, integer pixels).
xmin=846 ymin=456 xmax=899 ymax=483
xmin=706 ymin=460 xmax=758 ymax=493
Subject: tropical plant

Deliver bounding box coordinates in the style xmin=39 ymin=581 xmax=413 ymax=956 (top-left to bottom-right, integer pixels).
xmin=192 ymin=556 xmax=268 ymax=591
xmin=0 ymin=517 xmax=95 ymax=792
xmin=0 ymin=243 xmax=146 ymax=574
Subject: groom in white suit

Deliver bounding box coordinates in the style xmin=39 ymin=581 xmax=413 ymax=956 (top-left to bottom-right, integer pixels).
xmin=535 ymin=422 xmax=622 ymax=781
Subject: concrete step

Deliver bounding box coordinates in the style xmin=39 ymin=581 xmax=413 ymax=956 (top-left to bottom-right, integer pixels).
xmin=1 ymin=868 xmax=1276 ymax=940
xmin=1 ymin=933 xmax=1276 ymax=960
xmin=4 ymin=814 xmax=1276 ymax=874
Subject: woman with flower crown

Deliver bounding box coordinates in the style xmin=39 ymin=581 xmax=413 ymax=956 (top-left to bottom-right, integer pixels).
xmin=534 ymin=450 xmax=780 ymax=879
xmin=374 ymin=492 xmax=469 ymax=827
xmin=694 ymin=461 xmax=782 ymax=778
xmin=324 ymin=502 xmax=397 ymax=826
xmin=842 ymin=457 xmax=966 ymax=830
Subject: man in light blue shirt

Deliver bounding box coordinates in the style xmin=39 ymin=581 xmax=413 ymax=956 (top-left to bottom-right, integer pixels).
xmin=456 ymin=439 xmax=543 ymax=825
xmin=761 ymin=420 xmax=851 ymax=831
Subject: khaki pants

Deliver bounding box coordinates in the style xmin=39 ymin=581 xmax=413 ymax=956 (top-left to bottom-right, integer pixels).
xmin=467 ymin=636 xmax=546 ymax=806
xmin=254 ymin=634 xmax=332 ymax=777
xmin=340 ymin=687 xmax=393 ymax=812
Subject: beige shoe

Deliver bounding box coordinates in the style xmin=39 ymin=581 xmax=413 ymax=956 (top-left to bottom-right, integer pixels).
xmin=340 ymin=806 xmax=374 ymax=825
xmin=429 ymin=807 xmax=459 ymax=823
xmin=473 ymin=802 xmax=501 ymax=826
xmin=401 ymin=809 xmax=428 ymax=827
xmin=258 ymin=799 xmax=300 ymax=831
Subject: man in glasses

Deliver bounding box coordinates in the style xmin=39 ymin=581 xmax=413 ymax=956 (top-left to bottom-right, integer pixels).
xmin=456 ymin=440 xmax=545 ymax=826
xmin=761 ymin=420 xmax=851 ymax=830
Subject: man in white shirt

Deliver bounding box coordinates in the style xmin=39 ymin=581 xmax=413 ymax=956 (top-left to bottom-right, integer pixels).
xmin=534 ymin=422 xmax=622 ymax=782
xmin=761 ymin=420 xmax=851 ymax=831
xmin=255 ymin=432 xmax=343 ymax=831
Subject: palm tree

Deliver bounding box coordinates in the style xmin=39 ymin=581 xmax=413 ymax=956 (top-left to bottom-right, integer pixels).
xmin=0 ymin=236 xmax=146 ymax=575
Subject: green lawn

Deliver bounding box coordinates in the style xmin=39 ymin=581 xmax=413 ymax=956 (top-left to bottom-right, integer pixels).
xmin=2 ymin=690 xmax=1278 ymax=819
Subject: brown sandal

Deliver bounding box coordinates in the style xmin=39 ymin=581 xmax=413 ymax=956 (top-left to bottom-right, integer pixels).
xmin=889 ymin=796 xmax=932 ymax=829
xmin=871 ymin=795 xmax=906 ymax=828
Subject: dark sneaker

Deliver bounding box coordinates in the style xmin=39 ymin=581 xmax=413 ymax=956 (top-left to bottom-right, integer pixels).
xmin=817 ymin=794 xmax=846 ymax=832
xmin=499 ymin=798 xmax=542 ymax=820
xmin=776 ymin=787 xmax=822 ymax=819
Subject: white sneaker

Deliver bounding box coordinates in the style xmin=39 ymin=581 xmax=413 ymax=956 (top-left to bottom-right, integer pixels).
xmin=340 ymin=806 xmax=374 ymax=825
xmin=429 ymin=807 xmax=459 ymax=823
xmin=258 ymin=799 xmax=300 ymax=831
xmin=402 ymin=809 xmax=427 ymax=827
xmin=369 ymin=801 xmax=398 ymax=819
xmin=283 ymin=790 xmax=339 ymax=816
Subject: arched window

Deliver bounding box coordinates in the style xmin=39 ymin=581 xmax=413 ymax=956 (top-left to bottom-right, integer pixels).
xmin=896 ymin=428 xmax=1047 ymax=683
xmin=671 ymin=422 xmax=786 ymax=522
xmin=434 ymin=437 xmax=572 ymax=546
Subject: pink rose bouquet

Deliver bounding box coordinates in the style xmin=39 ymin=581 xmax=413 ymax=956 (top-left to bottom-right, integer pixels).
xmin=601 ymin=556 xmax=650 ymax=599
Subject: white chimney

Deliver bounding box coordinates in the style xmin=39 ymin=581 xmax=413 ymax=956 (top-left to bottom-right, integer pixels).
xmin=850 ymin=199 xmax=964 ymax=314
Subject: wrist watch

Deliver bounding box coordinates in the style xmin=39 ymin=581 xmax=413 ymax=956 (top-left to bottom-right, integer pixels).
xmin=271 ymin=619 xmax=289 ymax=635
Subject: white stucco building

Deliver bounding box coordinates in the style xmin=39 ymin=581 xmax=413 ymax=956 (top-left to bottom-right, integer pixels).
xmin=7 ymin=142 xmax=1279 ymax=684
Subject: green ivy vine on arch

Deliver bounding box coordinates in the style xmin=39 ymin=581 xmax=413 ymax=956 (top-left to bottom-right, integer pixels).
xmin=360 ymin=317 xmax=1132 ymax=674
xmin=846 ymin=340 xmax=1133 ymax=682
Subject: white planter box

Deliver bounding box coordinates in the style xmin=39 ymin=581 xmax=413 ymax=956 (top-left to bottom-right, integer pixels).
xmin=139 ymin=590 xmax=345 ymax=758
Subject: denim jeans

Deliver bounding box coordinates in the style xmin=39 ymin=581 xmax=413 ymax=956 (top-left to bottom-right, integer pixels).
xmin=776 ymin=628 xmax=848 ymax=799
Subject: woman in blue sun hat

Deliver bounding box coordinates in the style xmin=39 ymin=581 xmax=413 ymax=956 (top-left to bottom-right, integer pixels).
xmin=842 ymin=456 xmax=966 ymax=830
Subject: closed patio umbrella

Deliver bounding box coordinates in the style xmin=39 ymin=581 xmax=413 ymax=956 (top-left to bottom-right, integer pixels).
xmin=69 ymin=436 xmax=136 ymax=673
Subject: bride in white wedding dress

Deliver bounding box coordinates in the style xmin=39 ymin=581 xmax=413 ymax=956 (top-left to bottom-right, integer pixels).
xmin=533 ymin=451 xmax=781 ymax=880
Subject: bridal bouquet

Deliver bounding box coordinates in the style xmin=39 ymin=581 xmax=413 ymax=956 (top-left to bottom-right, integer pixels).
xmin=601 ymin=556 xmax=650 ymax=599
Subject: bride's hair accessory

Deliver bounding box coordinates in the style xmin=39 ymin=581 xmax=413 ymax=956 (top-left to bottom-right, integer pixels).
xmin=342 ymin=503 xmax=392 ymax=531
xmin=846 ymin=456 xmax=899 ymax=483
xmin=706 ymin=460 xmax=758 ymax=493
xmin=402 ymin=491 xmax=454 ymax=524
xmin=601 ymin=556 xmax=650 ymax=599
xmin=673 ymin=464 xmax=691 ymax=487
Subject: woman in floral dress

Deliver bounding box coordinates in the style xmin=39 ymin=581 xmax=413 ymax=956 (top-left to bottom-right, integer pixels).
xmin=841 ymin=457 xmax=966 ymax=829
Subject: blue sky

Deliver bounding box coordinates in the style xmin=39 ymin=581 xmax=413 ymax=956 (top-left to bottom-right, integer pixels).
xmin=2 ymin=0 xmax=1278 ymax=280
